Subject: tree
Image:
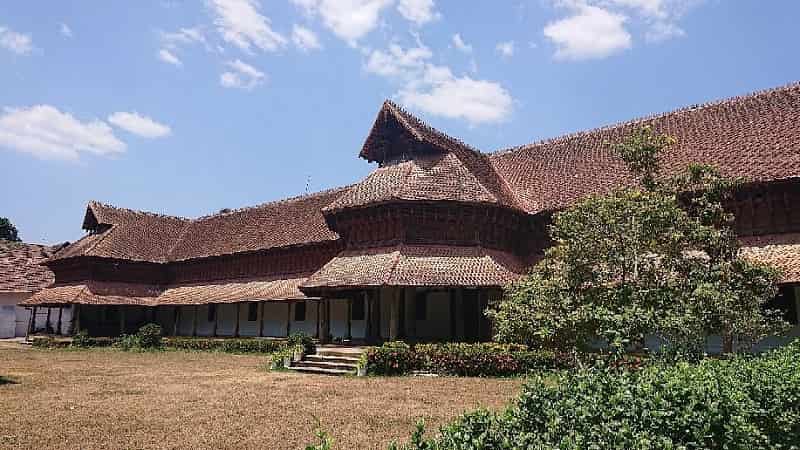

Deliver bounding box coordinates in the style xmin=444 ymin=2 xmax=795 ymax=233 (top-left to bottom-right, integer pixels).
xmin=489 ymin=127 xmax=789 ymax=355
xmin=0 ymin=217 xmax=20 ymax=242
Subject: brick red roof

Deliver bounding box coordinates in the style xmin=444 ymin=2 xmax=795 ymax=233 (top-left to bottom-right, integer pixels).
xmin=740 ymin=233 xmax=800 ymax=283
xmin=0 ymin=240 xmax=65 ymax=293
xmin=300 ymin=245 xmax=526 ymax=291
xmin=22 ymin=275 xmax=313 ymax=306
xmin=490 ymin=82 xmax=800 ymax=213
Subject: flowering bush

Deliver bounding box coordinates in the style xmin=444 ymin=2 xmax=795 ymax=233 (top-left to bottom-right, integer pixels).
xmin=164 ymin=337 xmax=285 ymax=354
xmin=365 ymin=342 xmax=573 ymax=376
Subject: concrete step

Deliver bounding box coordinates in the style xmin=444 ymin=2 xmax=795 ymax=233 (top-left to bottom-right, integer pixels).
xmin=292 ymin=360 xmax=358 ymax=371
xmin=315 ymin=350 xmax=365 ymax=359
xmin=304 ymin=354 xmax=360 ymax=364
xmin=287 ymin=366 xmax=355 ymax=376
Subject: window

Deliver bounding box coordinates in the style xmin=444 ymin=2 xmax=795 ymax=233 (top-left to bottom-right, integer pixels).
xmin=248 ymin=303 xmax=259 ymax=322
xmin=766 ymin=286 xmax=799 ymax=325
xmin=207 ymin=304 xmax=217 ymax=322
xmin=415 ymin=292 xmax=427 ymax=321
xmin=351 ymin=297 xmax=365 ymax=320
xmin=294 ymin=301 xmax=306 ymax=322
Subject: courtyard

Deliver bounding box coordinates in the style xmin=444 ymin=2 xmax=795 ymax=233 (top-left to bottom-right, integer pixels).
xmin=0 ymin=343 xmax=522 ymax=449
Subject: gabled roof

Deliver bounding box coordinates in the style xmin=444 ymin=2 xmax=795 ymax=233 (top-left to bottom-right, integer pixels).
xmin=0 ymin=240 xmax=66 ymax=293
xmin=490 ymin=82 xmax=800 ymax=214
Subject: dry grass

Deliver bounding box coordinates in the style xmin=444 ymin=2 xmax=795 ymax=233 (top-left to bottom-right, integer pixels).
xmin=0 ymin=344 xmax=524 ymax=450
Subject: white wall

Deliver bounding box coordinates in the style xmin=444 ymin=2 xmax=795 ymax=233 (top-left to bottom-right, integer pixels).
xmin=0 ymin=294 xmax=74 ymax=337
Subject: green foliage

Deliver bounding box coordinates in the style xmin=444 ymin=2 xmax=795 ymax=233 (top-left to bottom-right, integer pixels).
xmin=268 ymin=344 xmax=304 ymax=370
xmin=0 ymin=217 xmax=20 ymax=242
xmin=116 ymin=334 xmax=140 ymax=351
xmin=136 ymin=323 xmax=163 ymax=348
xmin=392 ymin=341 xmax=800 ymax=449
xmin=305 ymin=425 xmax=334 ymax=450
xmin=364 ymin=342 xmax=572 ymax=376
xmin=489 ymin=127 xmax=789 ymax=355
xmin=287 ymin=332 xmax=315 ymax=355
xmin=30 ymin=336 xmax=58 ymax=348
xmin=163 ymin=337 xmax=285 ymax=354
xmin=72 ymin=329 xmax=94 ymax=348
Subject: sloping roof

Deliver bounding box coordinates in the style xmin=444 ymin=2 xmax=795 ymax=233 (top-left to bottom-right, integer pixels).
xmin=490 ymin=82 xmax=800 ymax=214
xmin=52 ymin=188 xmax=347 ymax=264
xmin=21 ymin=275 xmax=314 ymax=306
xmin=740 ymin=233 xmax=800 ymax=283
xmin=301 ymin=244 xmax=526 ymax=291
xmin=0 ymin=240 xmax=65 ymax=293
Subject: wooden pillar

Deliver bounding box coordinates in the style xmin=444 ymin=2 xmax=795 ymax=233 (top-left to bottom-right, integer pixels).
xmin=212 ymin=305 xmax=219 ymax=337
xmin=388 ymin=288 xmax=400 ymax=341
xmin=30 ymin=306 xmax=38 ymax=334
xmin=450 ymin=290 xmax=458 ymax=341
xmin=45 ymin=307 xmax=52 ymax=334
xmin=316 ymin=300 xmax=321 ymax=339
xmin=119 ymin=306 xmax=126 ymax=336
xmin=258 ymin=302 xmax=264 ymax=338
xmin=191 ymin=305 xmax=198 ymax=337
xmin=56 ymin=307 xmax=63 ymax=336
xmin=406 ymin=289 xmax=416 ymax=341
xmin=172 ymin=306 xmax=180 ymax=336
xmin=286 ymin=302 xmax=291 ymax=337
xmin=364 ymin=292 xmax=372 ymax=341
xmin=73 ymin=304 xmax=81 ymax=335
xmin=375 ymin=293 xmax=381 ymax=340
xmin=234 ymin=303 xmax=241 ymax=337
xmin=346 ymin=297 xmax=352 ymax=341
xmin=322 ymin=299 xmax=331 ymax=343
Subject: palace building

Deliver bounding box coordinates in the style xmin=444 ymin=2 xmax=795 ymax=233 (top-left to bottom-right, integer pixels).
xmin=20 ymin=83 xmax=800 ymax=346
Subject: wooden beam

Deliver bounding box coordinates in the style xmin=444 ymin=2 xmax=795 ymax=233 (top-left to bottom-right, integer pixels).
xmin=172 ymin=306 xmax=180 ymax=336
xmin=45 ymin=308 xmax=52 ymax=334
xmin=346 ymin=297 xmax=352 ymax=341
xmin=257 ymin=302 xmax=264 ymax=338
xmin=27 ymin=306 xmax=37 ymax=336
xmin=234 ymin=303 xmax=241 ymax=337
xmin=56 ymin=307 xmax=63 ymax=336
xmin=286 ymin=302 xmax=291 ymax=337
xmin=212 ymin=305 xmax=219 ymax=337
xmin=364 ymin=292 xmax=372 ymax=341
xmin=316 ymin=300 xmax=321 ymax=339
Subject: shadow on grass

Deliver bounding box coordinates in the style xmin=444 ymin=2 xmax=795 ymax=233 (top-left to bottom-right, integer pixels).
xmin=0 ymin=375 xmax=18 ymax=385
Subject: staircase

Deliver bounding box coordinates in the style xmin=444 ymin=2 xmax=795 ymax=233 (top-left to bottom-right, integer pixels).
xmin=288 ymin=346 xmax=364 ymax=376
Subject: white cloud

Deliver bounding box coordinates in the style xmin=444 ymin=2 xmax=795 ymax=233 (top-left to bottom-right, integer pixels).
xmin=0 ymin=26 xmax=33 ymax=55
xmin=0 ymin=105 xmax=125 ymax=160
xmin=496 ymin=40 xmax=515 ymax=57
xmin=161 ymin=27 xmax=206 ymax=49
xmin=606 ymin=0 xmax=695 ymax=42
xmin=107 ymin=112 xmax=172 ymax=138
xmin=209 ymin=0 xmax=286 ymax=52
xmin=544 ymin=4 xmax=631 ymax=60
xmin=609 ymin=0 xmax=666 ymax=18
xmin=452 ymin=33 xmax=472 ymax=53
xmin=397 ymin=0 xmax=439 ymax=25
xmin=60 ymin=23 xmax=73 ymax=38
xmin=291 ymin=0 xmax=393 ymax=46
xmin=158 ymin=48 xmax=183 ymax=66
xmin=291 ymin=24 xmax=322 ymax=51
xmin=364 ymin=42 xmax=512 ymax=124
xmin=646 ymin=20 xmax=685 ymax=41
xmin=220 ymin=59 xmax=265 ymax=89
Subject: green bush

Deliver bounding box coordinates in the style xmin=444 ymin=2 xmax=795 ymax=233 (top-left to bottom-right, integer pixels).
xmin=136 ymin=323 xmax=163 ymax=348
xmin=287 ymin=332 xmax=315 ymax=355
xmin=72 ymin=329 xmax=93 ymax=348
xmin=163 ymin=337 xmax=285 ymax=354
xmin=392 ymin=340 xmax=800 ymax=449
xmin=365 ymin=342 xmax=573 ymax=376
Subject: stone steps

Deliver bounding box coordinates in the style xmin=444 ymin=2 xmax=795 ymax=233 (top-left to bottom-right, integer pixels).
xmin=287 ymin=347 xmax=365 ymax=376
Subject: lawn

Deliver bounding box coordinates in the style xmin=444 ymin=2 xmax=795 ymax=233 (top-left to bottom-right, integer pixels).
xmin=0 ymin=344 xmax=523 ymax=450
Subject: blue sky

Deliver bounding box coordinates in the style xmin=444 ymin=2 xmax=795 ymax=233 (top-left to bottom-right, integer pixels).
xmin=1 ymin=0 xmax=798 ymax=244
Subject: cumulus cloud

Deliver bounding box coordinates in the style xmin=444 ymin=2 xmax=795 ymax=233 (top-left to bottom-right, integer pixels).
xmin=208 ymin=0 xmax=286 ymax=52
xmin=364 ymin=42 xmax=512 ymax=124
xmin=609 ymin=0 xmax=692 ymax=41
xmin=107 ymin=112 xmax=172 ymax=138
xmin=60 ymin=23 xmax=73 ymax=38
xmin=452 ymin=33 xmax=472 ymax=53
xmin=496 ymin=41 xmax=515 ymax=57
xmin=544 ymin=3 xmax=632 ymax=60
xmin=220 ymin=59 xmax=266 ymax=89
xmin=158 ymin=48 xmax=182 ymax=66
xmin=397 ymin=0 xmax=440 ymax=25
xmin=0 ymin=26 xmax=33 ymax=55
xmin=291 ymin=0 xmax=393 ymax=46
xmin=0 ymin=105 xmax=126 ymax=160
xmin=291 ymin=24 xmax=322 ymax=51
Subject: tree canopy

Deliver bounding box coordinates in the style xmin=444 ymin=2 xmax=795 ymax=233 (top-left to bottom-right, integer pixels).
xmin=489 ymin=127 xmax=789 ymax=355
xmin=0 ymin=217 xmax=20 ymax=242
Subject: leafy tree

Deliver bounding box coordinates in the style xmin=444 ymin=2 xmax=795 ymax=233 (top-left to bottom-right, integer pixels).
xmin=489 ymin=127 xmax=789 ymax=355
xmin=0 ymin=217 xmax=20 ymax=242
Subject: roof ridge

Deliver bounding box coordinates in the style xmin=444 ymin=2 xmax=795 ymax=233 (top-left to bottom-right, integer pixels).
xmin=383 ymin=100 xmax=486 ymax=156
xmin=492 ymin=80 xmax=800 ymax=156
xmin=191 ymin=185 xmax=352 ymax=221
xmin=88 ymin=200 xmax=190 ymax=221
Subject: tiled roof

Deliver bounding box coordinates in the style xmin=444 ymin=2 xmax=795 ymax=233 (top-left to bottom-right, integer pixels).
xmin=0 ymin=240 xmax=65 ymax=293
xmin=52 ymin=188 xmax=347 ymax=264
xmin=300 ymin=244 xmax=526 ymax=291
xmin=490 ymin=82 xmax=800 ymax=213
xmin=740 ymin=233 xmax=800 ymax=283
xmin=21 ymin=275 xmax=313 ymax=306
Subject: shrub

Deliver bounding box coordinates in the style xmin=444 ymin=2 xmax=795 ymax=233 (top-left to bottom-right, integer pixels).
xmin=164 ymin=337 xmax=285 ymax=354
xmin=365 ymin=342 xmax=573 ymax=377
xmin=287 ymin=332 xmax=315 ymax=355
xmin=31 ymin=336 xmax=57 ymax=348
xmin=136 ymin=323 xmax=163 ymax=349
xmin=72 ymin=329 xmax=93 ymax=348
xmin=392 ymin=340 xmax=800 ymax=449
xmin=268 ymin=344 xmax=304 ymax=370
